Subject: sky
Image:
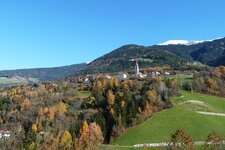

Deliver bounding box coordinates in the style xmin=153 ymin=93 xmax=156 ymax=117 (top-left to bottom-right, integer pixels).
xmin=0 ymin=0 xmax=225 ymax=70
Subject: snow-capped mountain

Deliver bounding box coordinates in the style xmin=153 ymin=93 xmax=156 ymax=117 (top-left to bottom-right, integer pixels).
xmin=157 ymin=37 xmax=224 ymax=46
xmin=157 ymin=40 xmax=204 ymax=46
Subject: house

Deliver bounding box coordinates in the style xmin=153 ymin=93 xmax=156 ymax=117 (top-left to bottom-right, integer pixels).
xmin=165 ymin=72 xmax=170 ymax=75
xmin=84 ymin=77 xmax=89 ymax=82
xmin=151 ymin=71 xmax=161 ymax=77
xmin=0 ymin=130 xmax=10 ymax=139
xmin=115 ymin=74 xmax=128 ymax=79
xmin=105 ymin=75 xmax=111 ymax=79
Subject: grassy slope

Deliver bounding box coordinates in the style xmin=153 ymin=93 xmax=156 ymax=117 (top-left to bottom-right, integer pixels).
xmin=74 ymin=91 xmax=91 ymax=99
xmin=111 ymin=91 xmax=225 ymax=146
xmin=173 ymin=91 xmax=225 ymax=111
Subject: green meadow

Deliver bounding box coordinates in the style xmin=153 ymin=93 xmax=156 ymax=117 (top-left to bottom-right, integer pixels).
xmin=111 ymin=91 xmax=225 ymax=149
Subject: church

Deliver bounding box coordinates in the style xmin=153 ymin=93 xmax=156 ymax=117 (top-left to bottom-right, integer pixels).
xmin=135 ymin=60 xmax=146 ymax=78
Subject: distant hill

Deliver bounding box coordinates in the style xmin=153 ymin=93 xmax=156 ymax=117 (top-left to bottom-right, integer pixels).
xmin=80 ymin=37 xmax=225 ymax=74
xmin=79 ymin=45 xmax=190 ymax=74
xmin=153 ymin=37 xmax=225 ymax=66
xmin=208 ymin=55 xmax=225 ymax=66
xmin=0 ymin=63 xmax=87 ymax=82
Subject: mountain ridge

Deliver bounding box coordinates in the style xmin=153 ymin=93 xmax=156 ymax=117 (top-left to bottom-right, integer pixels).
xmin=80 ymin=37 xmax=225 ymax=74
xmin=1 ymin=37 xmax=225 ymax=83
xmin=157 ymin=37 xmax=224 ymax=46
xmin=0 ymin=63 xmax=87 ymax=82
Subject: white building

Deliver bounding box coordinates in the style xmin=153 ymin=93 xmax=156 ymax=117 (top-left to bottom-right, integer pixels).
xmin=0 ymin=130 xmax=10 ymax=139
xmin=165 ymin=72 xmax=170 ymax=75
xmin=105 ymin=75 xmax=111 ymax=79
xmin=115 ymin=74 xmax=128 ymax=79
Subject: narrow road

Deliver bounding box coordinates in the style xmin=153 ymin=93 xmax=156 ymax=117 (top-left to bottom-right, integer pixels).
xmin=101 ymin=141 xmax=225 ymax=148
xmin=134 ymin=141 xmax=225 ymax=147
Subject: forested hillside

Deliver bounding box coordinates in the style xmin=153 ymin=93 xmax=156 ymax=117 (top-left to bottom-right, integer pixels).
xmin=80 ymin=45 xmax=190 ymax=74
xmin=80 ymin=38 xmax=225 ymax=75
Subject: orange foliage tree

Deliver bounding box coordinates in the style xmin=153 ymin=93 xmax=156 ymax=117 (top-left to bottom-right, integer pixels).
xmin=58 ymin=102 xmax=67 ymax=116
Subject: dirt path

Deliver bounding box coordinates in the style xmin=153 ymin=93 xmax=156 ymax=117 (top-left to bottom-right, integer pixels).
xmin=178 ymin=100 xmax=204 ymax=105
xmin=197 ymin=111 xmax=225 ymax=116
xmin=177 ymin=99 xmax=225 ymax=116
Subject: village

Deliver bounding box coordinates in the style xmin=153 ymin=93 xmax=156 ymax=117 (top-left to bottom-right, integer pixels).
xmin=81 ymin=60 xmax=194 ymax=83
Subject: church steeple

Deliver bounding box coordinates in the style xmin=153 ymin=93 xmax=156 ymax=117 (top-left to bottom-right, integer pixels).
xmin=135 ymin=60 xmax=140 ymax=76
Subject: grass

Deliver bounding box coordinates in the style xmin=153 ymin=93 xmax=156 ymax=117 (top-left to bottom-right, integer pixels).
xmin=98 ymin=145 xmax=166 ymax=150
xmin=112 ymin=107 xmax=225 ymax=145
xmin=74 ymin=90 xmax=91 ymax=99
xmin=111 ymin=91 xmax=225 ymax=148
xmin=98 ymin=145 xmax=215 ymax=150
xmin=179 ymin=102 xmax=220 ymax=113
xmin=172 ymin=91 xmax=225 ymax=112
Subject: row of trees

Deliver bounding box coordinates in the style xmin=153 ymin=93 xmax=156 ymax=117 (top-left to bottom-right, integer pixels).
xmin=186 ymin=66 xmax=225 ymax=97
xmin=169 ymin=129 xmax=224 ymax=150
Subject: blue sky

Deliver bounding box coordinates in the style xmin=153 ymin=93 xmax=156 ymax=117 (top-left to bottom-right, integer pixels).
xmin=0 ymin=0 xmax=225 ymax=70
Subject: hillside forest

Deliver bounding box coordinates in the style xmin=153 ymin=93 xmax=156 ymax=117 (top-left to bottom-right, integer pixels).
xmin=0 ymin=66 xmax=225 ymax=149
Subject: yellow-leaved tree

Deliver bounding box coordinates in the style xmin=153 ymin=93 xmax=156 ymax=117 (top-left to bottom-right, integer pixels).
xmin=48 ymin=107 xmax=55 ymax=121
xmin=89 ymin=122 xmax=104 ymax=149
xmin=58 ymin=130 xmax=72 ymax=150
xmin=107 ymin=90 xmax=115 ymax=106
xmin=32 ymin=123 xmax=38 ymax=133
xmin=75 ymin=120 xmax=90 ymax=149
xmin=75 ymin=121 xmax=104 ymax=150
xmin=146 ymin=90 xmax=157 ymax=103
xmin=58 ymin=102 xmax=67 ymax=116
xmin=21 ymin=98 xmax=30 ymax=109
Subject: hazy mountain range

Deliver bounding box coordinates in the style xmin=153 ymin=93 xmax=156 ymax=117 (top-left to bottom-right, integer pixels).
xmin=0 ymin=63 xmax=86 ymax=87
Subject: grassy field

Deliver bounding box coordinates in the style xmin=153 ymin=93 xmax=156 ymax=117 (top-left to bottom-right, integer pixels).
xmin=173 ymin=90 xmax=225 ymax=112
xmin=111 ymin=91 xmax=225 ymax=149
xmin=74 ymin=90 xmax=91 ymax=99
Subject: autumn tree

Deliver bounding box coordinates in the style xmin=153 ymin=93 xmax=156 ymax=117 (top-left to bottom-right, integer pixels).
xmin=12 ymin=94 xmax=21 ymax=104
xmin=88 ymin=122 xmax=104 ymax=149
xmin=107 ymin=90 xmax=115 ymax=106
xmin=107 ymin=77 xmax=119 ymax=90
xmin=48 ymin=107 xmax=55 ymax=121
xmin=112 ymin=78 xmax=119 ymax=88
xmin=169 ymin=129 xmax=193 ymax=150
xmin=32 ymin=123 xmax=38 ymax=133
xmin=75 ymin=121 xmax=103 ymax=150
xmin=212 ymin=69 xmax=222 ymax=78
xmin=21 ymin=98 xmax=30 ymax=110
xmin=58 ymin=102 xmax=67 ymax=116
xmin=146 ymin=90 xmax=157 ymax=103
xmin=111 ymin=114 xmax=125 ymax=137
xmin=59 ymin=130 xmax=72 ymax=150
xmin=75 ymin=120 xmax=90 ymax=150
xmin=207 ymin=79 xmax=217 ymax=93
xmin=92 ymin=80 xmax=103 ymax=97
xmin=8 ymin=88 xmax=17 ymax=97
xmin=38 ymin=108 xmax=44 ymax=118
xmin=122 ymin=80 xmax=129 ymax=90
xmin=204 ymin=131 xmax=223 ymax=150
xmin=43 ymin=107 xmax=49 ymax=115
